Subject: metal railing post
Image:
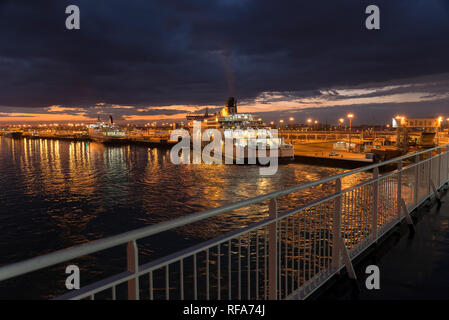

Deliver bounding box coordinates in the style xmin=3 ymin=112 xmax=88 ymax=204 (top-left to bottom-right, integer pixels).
xmin=127 ymin=240 xmax=139 ymax=300
xmin=444 ymin=147 xmax=449 ymax=182
xmin=428 ymin=151 xmax=432 ymax=196
xmin=331 ymin=178 xmax=342 ymax=271
xmin=268 ymin=198 xmax=278 ymax=300
xmin=438 ymin=148 xmax=442 ymax=188
xmin=415 ymin=155 xmax=420 ymax=205
xmin=372 ymin=168 xmax=379 ymax=241
xmin=397 ymin=160 xmax=402 ymax=219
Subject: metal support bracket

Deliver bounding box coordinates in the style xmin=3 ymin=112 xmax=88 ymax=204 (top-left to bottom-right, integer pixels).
xmin=339 ymin=237 xmax=356 ymax=280
xmin=430 ymin=179 xmax=442 ymax=206
xmin=400 ymin=198 xmax=416 ymax=235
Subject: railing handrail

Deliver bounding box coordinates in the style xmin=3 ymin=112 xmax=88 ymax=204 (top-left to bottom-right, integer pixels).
xmin=0 ymin=143 xmax=447 ymax=282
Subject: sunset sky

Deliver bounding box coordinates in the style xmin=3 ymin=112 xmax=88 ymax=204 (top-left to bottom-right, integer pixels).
xmin=0 ymin=0 xmax=448 ymax=124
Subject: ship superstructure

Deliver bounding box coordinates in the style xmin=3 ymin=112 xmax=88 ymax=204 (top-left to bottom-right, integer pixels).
xmin=88 ymin=115 xmax=126 ymax=143
xmin=187 ymin=97 xmax=294 ymax=162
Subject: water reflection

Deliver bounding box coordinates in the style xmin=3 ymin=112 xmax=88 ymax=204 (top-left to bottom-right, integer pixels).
xmin=0 ymin=136 xmax=370 ymax=266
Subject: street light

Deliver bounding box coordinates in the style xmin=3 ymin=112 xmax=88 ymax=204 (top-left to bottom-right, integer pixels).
xmin=339 ymin=118 xmax=344 ymax=131
xmin=307 ymin=119 xmax=312 ymax=131
xmin=347 ymin=113 xmax=354 ymax=152
xmin=347 ymin=114 xmax=354 ymax=130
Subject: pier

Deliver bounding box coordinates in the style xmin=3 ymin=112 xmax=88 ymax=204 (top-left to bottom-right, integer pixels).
xmin=0 ymin=143 xmax=448 ymax=300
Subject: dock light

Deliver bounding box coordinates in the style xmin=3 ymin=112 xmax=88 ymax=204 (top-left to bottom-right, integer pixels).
xmin=314 ymin=120 xmax=318 ymax=124
xmin=270 ymin=121 xmax=274 ymax=125
xmin=347 ymin=114 xmax=354 ymax=152
xmin=307 ymin=119 xmax=312 ymax=124
xmin=289 ymin=117 xmax=294 ymax=121
xmin=347 ymin=114 xmax=354 ymax=130
xmin=339 ymin=118 xmax=344 ymax=123
xmin=279 ymin=119 xmax=284 ymax=123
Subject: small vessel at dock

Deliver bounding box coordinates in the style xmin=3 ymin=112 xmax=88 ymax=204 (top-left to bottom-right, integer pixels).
xmin=88 ymin=115 xmax=126 ymax=143
xmin=2 ymin=129 xmax=23 ymax=139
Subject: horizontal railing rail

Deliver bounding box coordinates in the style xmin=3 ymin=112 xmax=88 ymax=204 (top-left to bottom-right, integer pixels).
xmin=1 ymin=143 xmax=448 ymax=300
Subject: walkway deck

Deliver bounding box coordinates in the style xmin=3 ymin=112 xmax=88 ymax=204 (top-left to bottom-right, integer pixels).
xmin=319 ymin=186 xmax=449 ymax=300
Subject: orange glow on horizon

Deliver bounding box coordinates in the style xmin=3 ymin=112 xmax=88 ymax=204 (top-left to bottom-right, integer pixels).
xmin=0 ymin=113 xmax=94 ymax=123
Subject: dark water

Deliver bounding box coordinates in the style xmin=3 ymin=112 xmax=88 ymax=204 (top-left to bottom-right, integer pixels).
xmin=0 ymin=137 xmax=368 ymax=299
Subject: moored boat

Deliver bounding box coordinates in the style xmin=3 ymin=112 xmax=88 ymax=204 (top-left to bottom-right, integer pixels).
xmin=88 ymin=115 xmax=126 ymax=143
xmin=187 ymin=97 xmax=294 ymax=163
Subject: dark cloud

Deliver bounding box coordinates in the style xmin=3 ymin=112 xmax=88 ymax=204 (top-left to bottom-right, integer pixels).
xmin=0 ymin=0 xmax=448 ymax=114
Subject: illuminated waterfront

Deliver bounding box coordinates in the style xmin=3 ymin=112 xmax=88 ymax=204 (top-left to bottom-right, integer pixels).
xmin=0 ymin=136 xmax=370 ymax=298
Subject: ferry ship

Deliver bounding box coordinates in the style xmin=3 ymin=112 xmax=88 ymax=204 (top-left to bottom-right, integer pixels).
xmin=88 ymin=116 xmax=126 ymax=143
xmin=2 ymin=129 xmax=23 ymax=139
xmin=187 ymin=97 xmax=294 ymax=163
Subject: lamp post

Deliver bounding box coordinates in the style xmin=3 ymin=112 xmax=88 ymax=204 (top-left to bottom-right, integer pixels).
xmin=437 ymin=117 xmax=443 ymax=145
xmin=289 ymin=117 xmax=294 ymax=128
xmin=347 ymin=113 xmax=354 ymax=152
xmin=307 ymin=119 xmax=312 ymax=131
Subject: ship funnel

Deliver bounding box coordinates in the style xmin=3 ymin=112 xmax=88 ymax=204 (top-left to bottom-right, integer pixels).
xmin=109 ymin=115 xmax=114 ymax=124
xmin=226 ymin=97 xmax=237 ymax=114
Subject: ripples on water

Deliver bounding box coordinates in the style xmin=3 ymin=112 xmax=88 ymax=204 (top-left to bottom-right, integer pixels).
xmin=0 ymin=137 xmax=369 ymax=298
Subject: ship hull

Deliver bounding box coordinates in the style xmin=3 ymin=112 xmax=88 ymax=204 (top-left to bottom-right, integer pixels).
xmin=90 ymin=135 xmax=127 ymax=144
xmin=222 ymin=145 xmax=294 ymax=165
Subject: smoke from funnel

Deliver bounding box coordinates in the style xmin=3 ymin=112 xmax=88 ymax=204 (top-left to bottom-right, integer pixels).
xmin=220 ymin=50 xmax=234 ymax=97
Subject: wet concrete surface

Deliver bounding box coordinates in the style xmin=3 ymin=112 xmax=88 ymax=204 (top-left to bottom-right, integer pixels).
xmin=319 ymin=184 xmax=449 ymax=300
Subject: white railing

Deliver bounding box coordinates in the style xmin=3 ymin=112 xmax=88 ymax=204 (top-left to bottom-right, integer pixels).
xmin=1 ymin=144 xmax=448 ymax=300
